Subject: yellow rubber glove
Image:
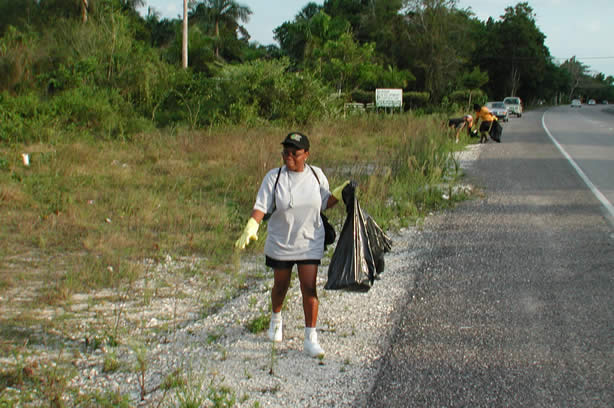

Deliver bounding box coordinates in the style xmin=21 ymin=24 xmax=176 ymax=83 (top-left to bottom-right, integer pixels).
xmin=235 ymin=217 xmax=259 ymax=249
xmin=331 ymin=180 xmax=350 ymax=201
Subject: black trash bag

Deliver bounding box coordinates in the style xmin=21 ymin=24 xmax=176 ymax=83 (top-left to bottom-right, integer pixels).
xmin=490 ymin=120 xmax=502 ymax=143
xmin=325 ymin=182 xmax=392 ymax=291
xmin=365 ymin=211 xmax=392 ymax=276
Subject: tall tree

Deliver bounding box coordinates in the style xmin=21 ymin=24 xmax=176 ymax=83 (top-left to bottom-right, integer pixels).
xmin=540 ymin=60 xmax=570 ymax=104
xmin=55 ymin=0 xmax=145 ymax=23
xmin=94 ymin=0 xmax=145 ymax=15
xmin=274 ymin=3 xmax=323 ymax=62
xmin=561 ymin=56 xmax=589 ymax=100
xmin=274 ymin=5 xmax=349 ymax=65
xmin=309 ymin=32 xmax=378 ymax=92
xmin=498 ymin=3 xmax=547 ymax=98
xmin=323 ymin=0 xmax=366 ymax=34
xmin=194 ymin=0 xmax=251 ymax=58
xmin=402 ymin=0 xmax=471 ymax=101
xmin=475 ymin=2 xmax=550 ymax=101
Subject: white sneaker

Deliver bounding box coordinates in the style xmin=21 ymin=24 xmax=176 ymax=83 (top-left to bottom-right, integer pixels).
xmin=304 ymin=332 xmax=325 ymax=358
xmin=268 ymin=319 xmax=282 ymax=342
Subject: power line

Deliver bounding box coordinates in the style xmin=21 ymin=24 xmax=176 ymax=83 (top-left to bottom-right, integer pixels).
xmin=551 ymin=56 xmax=614 ymax=61
xmin=496 ymin=56 xmax=614 ymax=62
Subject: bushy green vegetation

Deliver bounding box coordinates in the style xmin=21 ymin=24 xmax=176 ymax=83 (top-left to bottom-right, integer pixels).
xmin=1 ymin=0 xmax=613 ymax=146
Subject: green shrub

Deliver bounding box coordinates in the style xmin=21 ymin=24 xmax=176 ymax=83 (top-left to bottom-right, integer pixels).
xmin=213 ymin=59 xmax=337 ymax=125
xmin=0 ymin=86 xmax=152 ymax=144
xmin=0 ymin=91 xmax=52 ymax=144
xmin=49 ymin=86 xmax=151 ymax=139
xmin=351 ymin=89 xmax=374 ymax=104
xmin=448 ymin=89 xmax=487 ymax=109
xmin=102 ymin=351 xmax=121 ymax=373
xmin=403 ymin=91 xmax=430 ymax=110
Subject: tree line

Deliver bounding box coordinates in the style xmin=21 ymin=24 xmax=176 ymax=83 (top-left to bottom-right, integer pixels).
xmin=1 ymin=0 xmax=612 ymax=142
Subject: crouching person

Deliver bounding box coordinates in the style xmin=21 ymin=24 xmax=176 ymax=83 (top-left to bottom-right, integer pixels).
xmin=447 ymin=115 xmax=474 ymax=143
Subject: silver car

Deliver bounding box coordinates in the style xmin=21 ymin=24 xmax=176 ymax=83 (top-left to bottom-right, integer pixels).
xmin=486 ymin=101 xmax=509 ymax=122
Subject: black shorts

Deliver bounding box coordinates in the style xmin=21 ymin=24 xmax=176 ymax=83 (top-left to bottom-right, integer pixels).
xmin=265 ymin=256 xmax=321 ymax=270
xmin=448 ymin=118 xmax=465 ymax=129
xmin=479 ymin=121 xmax=493 ymax=132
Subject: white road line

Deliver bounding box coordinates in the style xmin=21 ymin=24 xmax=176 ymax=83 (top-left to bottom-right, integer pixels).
xmin=541 ymin=112 xmax=614 ymax=226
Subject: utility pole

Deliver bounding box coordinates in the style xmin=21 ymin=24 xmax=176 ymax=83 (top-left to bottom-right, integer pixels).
xmin=182 ymin=0 xmax=188 ymax=68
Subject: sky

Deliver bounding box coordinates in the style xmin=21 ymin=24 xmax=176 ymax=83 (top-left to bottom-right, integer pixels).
xmin=139 ymin=0 xmax=614 ymax=78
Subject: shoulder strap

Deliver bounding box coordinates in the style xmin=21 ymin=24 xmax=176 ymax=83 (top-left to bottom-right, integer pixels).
xmin=308 ymin=164 xmax=320 ymax=185
xmin=272 ymin=167 xmax=282 ymax=194
xmin=272 ymin=165 xmax=320 ymax=200
xmin=264 ymin=167 xmax=282 ymax=221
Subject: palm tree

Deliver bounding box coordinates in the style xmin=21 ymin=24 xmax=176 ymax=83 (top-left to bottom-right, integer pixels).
xmin=78 ymin=0 xmax=144 ymax=23
xmin=118 ymin=0 xmax=146 ymax=11
xmin=296 ymin=2 xmax=321 ymax=21
xmin=203 ymin=0 xmax=252 ymax=58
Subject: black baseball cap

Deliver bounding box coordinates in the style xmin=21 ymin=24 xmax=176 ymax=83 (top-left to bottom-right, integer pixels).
xmin=281 ymin=132 xmax=310 ymax=150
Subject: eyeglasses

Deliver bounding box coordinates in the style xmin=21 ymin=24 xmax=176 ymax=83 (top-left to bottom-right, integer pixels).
xmin=281 ymin=149 xmax=305 ymax=158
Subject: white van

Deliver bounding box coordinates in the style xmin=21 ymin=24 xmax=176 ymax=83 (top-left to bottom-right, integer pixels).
xmin=503 ymin=97 xmax=523 ymax=117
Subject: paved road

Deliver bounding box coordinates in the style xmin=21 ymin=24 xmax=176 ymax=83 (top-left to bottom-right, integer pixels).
xmin=542 ymin=104 xmax=614 ymax=224
xmin=365 ymin=110 xmax=614 ymax=407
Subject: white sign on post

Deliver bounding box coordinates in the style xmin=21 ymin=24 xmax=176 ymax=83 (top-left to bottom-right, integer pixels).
xmin=375 ymin=88 xmax=403 ymax=109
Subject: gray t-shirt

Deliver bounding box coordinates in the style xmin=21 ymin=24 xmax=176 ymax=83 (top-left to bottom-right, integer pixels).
xmin=254 ymin=165 xmax=331 ymax=260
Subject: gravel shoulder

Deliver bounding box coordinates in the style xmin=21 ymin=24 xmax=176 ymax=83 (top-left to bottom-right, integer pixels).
xmin=66 ymin=226 xmax=424 ymax=407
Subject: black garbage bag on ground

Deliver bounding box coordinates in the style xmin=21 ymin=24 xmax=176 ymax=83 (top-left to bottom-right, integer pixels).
xmin=490 ymin=120 xmax=502 ymax=143
xmin=325 ymin=182 xmax=392 ymax=291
